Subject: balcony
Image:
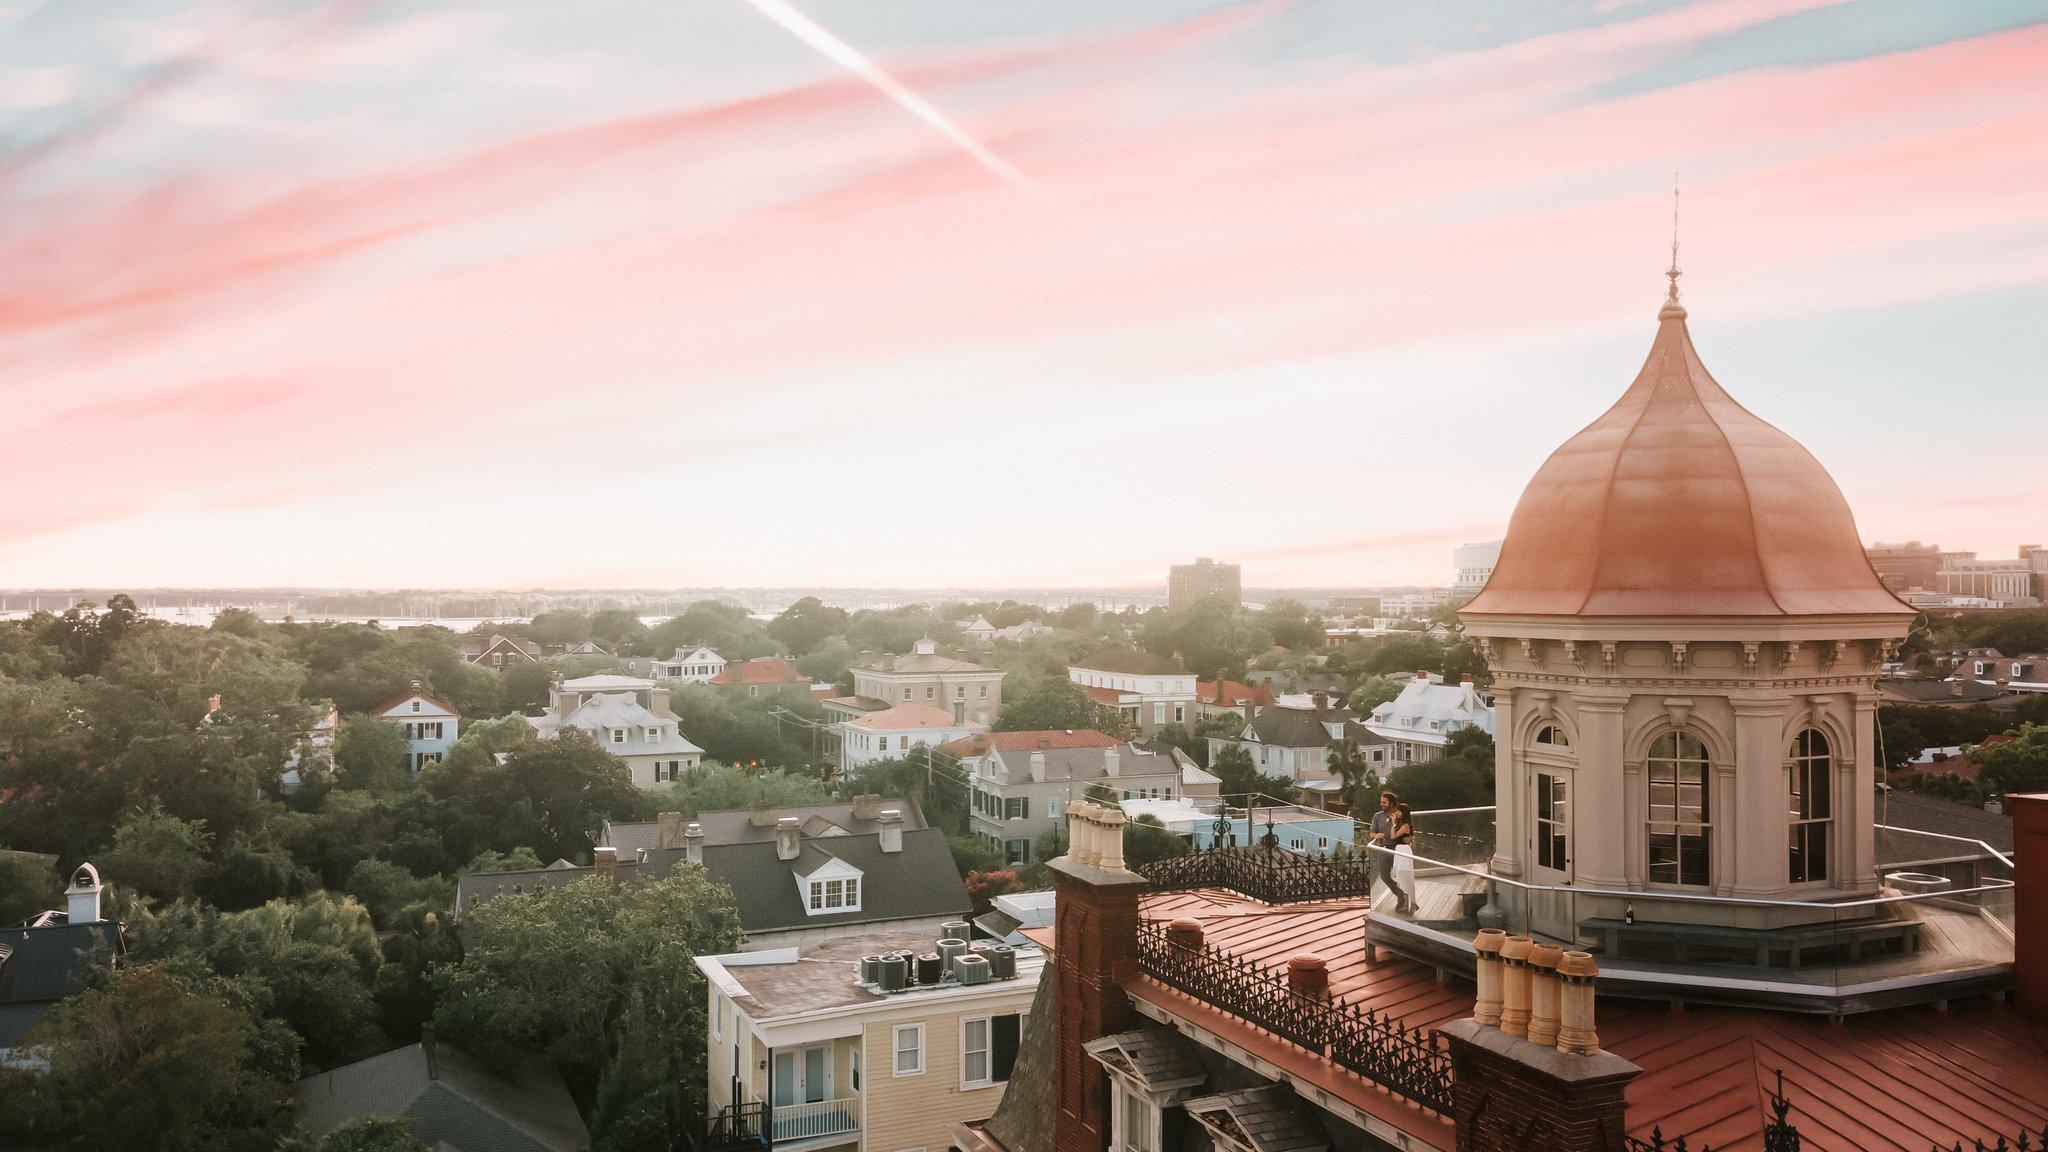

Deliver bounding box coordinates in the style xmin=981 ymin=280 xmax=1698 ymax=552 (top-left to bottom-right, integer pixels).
xmin=771 ymin=1097 xmax=860 ymax=1144
xmin=704 ymin=1097 xmax=860 ymax=1151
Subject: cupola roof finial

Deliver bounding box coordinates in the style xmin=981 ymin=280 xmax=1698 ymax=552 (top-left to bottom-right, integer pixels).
xmin=1661 ymin=176 xmax=1685 ymax=319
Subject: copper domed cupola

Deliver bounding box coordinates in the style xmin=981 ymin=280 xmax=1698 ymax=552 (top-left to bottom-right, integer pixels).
xmin=1460 ymin=277 xmax=1912 ymax=620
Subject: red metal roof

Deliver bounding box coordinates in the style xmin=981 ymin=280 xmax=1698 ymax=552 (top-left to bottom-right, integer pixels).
xmin=1460 ymin=298 xmax=1914 ymax=620
xmin=710 ymin=658 xmax=803 ymax=685
xmin=1199 ymin=680 xmax=1277 ymax=708
xmin=1083 ymin=685 xmax=1130 ymax=705
xmin=1128 ymin=899 xmax=2048 ymax=1151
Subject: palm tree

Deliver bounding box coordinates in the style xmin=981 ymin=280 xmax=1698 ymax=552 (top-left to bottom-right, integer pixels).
xmin=1326 ymin=739 xmax=1374 ymax=852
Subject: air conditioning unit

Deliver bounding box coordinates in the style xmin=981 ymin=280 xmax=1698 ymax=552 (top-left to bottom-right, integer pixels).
xmin=953 ymin=954 xmax=991 ymax=985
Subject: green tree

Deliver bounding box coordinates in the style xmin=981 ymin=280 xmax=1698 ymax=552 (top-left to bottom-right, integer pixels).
xmin=995 ymin=677 xmax=1131 ymax=738
xmin=1346 ymin=675 xmax=1404 ymax=715
xmin=1208 ymin=744 xmax=1295 ymax=805
xmin=456 ymin=731 xmax=647 ymax=863
xmin=767 ymin=597 xmax=849 ymax=657
xmin=0 ymin=854 xmax=61 ymax=925
xmin=308 ymin=1118 xmax=431 ymax=1152
xmin=0 ymin=965 xmax=297 ymax=1151
xmin=205 ymin=893 xmax=388 ymax=1071
xmin=102 ymin=805 xmax=213 ymax=901
xmin=334 ymin=715 xmax=411 ymax=792
xmin=1976 ymin=723 xmax=2048 ymax=797
xmin=654 ymin=762 xmax=832 ymax=817
xmin=1326 ymin=739 xmax=1377 ymax=832
xmin=1124 ymin=814 xmax=1190 ymax=868
xmin=436 ymin=870 xmax=743 ymax=1124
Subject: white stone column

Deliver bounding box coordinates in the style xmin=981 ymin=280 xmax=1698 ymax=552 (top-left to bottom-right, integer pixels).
xmin=1849 ymin=690 xmax=1880 ymax=891
xmin=1490 ymin=688 xmax=1523 ymax=879
xmin=1574 ymin=695 xmax=1629 ymax=890
xmin=1731 ymin=699 xmax=1788 ymax=899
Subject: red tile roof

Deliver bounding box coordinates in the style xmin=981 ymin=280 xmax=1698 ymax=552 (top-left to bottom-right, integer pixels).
xmin=1199 ymin=680 xmax=1277 ymax=708
xmin=1083 ymin=685 xmax=1130 ymax=705
xmin=710 ymin=658 xmax=803 ymax=685
xmin=1127 ymin=899 xmax=2048 ymax=1152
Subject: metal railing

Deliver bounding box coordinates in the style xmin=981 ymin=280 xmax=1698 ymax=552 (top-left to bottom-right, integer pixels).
xmin=1134 ymin=919 xmax=1452 ymax=1115
xmin=1139 ymin=843 xmax=1372 ymax=904
xmin=772 ymin=1097 xmax=860 ymax=1143
xmin=703 ymin=1100 xmax=769 ymax=1152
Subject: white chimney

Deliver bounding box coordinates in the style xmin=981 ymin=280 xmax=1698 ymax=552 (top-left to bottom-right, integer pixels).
xmin=1029 ymin=750 xmax=1047 ymax=783
xmin=878 ymin=809 xmax=904 ymax=853
xmin=1103 ymin=747 xmax=1119 ymax=778
xmin=776 ymin=816 xmax=802 ymax=861
xmin=685 ymin=822 xmax=705 ymax=865
xmin=66 ymin=863 xmax=103 ymax=924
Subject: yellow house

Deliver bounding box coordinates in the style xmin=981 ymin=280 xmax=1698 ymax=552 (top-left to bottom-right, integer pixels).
xmin=698 ymin=926 xmax=1041 ymax=1152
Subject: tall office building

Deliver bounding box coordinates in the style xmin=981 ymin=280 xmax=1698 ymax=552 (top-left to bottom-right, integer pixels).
xmin=1449 ymin=539 xmax=1504 ymax=601
xmin=1167 ymin=557 xmax=1241 ymax=610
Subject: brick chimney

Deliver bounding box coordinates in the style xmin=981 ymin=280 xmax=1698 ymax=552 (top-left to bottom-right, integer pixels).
xmin=1050 ymin=801 xmax=1146 ymax=1152
xmin=852 ymin=794 xmax=882 ymax=821
xmin=2013 ymin=792 xmax=2048 ymax=1024
xmin=593 ymin=846 xmax=619 ymax=891
xmin=421 ymin=1022 xmax=440 ymax=1081
xmin=658 ymin=811 xmax=683 ymax=850
xmin=1440 ymin=949 xmax=1639 ymax=1152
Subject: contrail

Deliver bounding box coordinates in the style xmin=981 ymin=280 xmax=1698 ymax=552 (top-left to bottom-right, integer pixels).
xmin=737 ymin=0 xmax=1317 ymax=387
xmin=737 ymin=0 xmax=1040 ymax=197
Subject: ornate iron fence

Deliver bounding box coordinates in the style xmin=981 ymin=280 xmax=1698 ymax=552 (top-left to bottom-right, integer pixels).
xmin=1134 ymin=919 xmax=1452 ymax=1114
xmin=1940 ymin=1130 xmax=2048 ymax=1152
xmin=1624 ymin=1070 xmax=1801 ymax=1152
xmin=700 ymin=1099 xmax=768 ymax=1152
xmin=1138 ymin=844 xmax=1373 ymax=905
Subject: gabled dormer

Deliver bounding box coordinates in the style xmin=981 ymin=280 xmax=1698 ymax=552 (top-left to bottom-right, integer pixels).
xmin=794 ymin=853 xmax=864 ymax=915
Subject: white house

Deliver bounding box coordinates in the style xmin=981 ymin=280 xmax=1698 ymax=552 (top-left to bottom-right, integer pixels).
xmin=631 ymin=646 xmax=726 ymax=684
xmin=1064 ymin=652 xmax=1198 ymax=735
xmin=955 ymin=617 xmax=998 ymax=646
xmin=837 ymin=703 xmax=984 ymax=775
xmin=1361 ymin=671 xmax=1495 ymax=766
xmin=373 ymin=680 xmax=460 ymax=773
xmin=527 ymin=673 xmax=705 ymax=788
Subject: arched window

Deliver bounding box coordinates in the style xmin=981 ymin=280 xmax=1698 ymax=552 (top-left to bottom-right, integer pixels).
xmin=1788 ymin=729 xmax=1832 ymax=883
xmin=1534 ymin=725 xmax=1570 ymax=748
xmin=1646 ymin=731 xmax=1711 ymax=886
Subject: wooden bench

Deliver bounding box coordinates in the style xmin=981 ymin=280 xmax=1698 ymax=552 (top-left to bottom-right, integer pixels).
xmin=1578 ymin=915 xmax=1920 ymax=969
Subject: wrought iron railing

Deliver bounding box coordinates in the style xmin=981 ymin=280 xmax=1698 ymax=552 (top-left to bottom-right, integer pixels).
xmin=1134 ymin=918 xmax=1452 ymax=1115
xmin=1138 ymin=843 xmax=1373 ymax=905
xmin=1941 ymin=1128 xmax=2048 ymax=1152
xmin=1624 ymin=1069 xmax=1800 ymax=1152
xmin=702 ymin=1100 xmax=769 ymax=1152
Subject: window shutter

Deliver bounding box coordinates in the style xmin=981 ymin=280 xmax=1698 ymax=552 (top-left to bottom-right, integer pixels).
xmin=992 ymin=1014 xmax=1020 ymax=1081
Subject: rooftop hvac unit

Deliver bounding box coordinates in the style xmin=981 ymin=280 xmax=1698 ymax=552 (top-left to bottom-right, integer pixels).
xmin=941 ymin=920 xmax=972 ymax=941
xmin=860 ymin=955 xmax=883 ymax=986
xmin=953 ymin=954 xmax=991 ymax=985
xmin=936 ymin=938 xmax=968 ymax=972
xmin=879 ymin=954 xmax=910 ymax=993
xmin=915 ymin=953 xmax=943 ymax=985
xmin=988 ymin=944 xmax=1017 ymax=979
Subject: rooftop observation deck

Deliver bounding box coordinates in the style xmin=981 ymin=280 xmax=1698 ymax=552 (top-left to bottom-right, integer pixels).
xmin=1149 ymin=798 xmax=2014 ymax=1017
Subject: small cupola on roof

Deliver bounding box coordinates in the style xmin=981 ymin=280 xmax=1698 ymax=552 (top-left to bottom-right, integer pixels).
xmin=1460 ymin=258 xmax=1912 ymax=621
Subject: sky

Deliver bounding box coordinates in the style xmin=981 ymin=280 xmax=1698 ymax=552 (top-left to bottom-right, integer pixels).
xmin=1 ymin=0 xmax=2045 ymax=591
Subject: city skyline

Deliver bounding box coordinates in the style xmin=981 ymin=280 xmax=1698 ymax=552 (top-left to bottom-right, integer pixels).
xmin=3 ymin=1 xmax=2045 ymax=589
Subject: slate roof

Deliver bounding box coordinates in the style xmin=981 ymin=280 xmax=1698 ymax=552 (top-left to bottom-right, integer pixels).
xmin=673 ymin=800 xmax=927 ymax=847
xmin=702 ymin=827 xmax=971 ymax=935
xmin=0 ymin=920 xmax=123 ymax=1048
xmin=454 ymin=825 xmax=969 ymax=936
xmin=1241 ymin=706 xmax=1341 ymax=749
xmin=529 ymin=693 xmax=703 ymax=757
xmin=294 ymin=1041 xmax=588 ymax=1152
xmin=1877 ymin=679 xmax=2012 ymax=705
xmin=1085 ymin=1028 xmax=1208 ymax=1090
xmin=559 ymin=674 xmax=654 ymax=692
xmin=1877 ymin=788 xmax=2013 ymax=854
xmin=976 ymin=966 xmax=1057 ymax=1152
xmin=980 ymin=743 xmax=1183 ymax=786
xmin=943 ymin=730 xmax=1121 ymax=756
xmin=1073 ymin=651 xmax=1187 ymax=676
xmin=1185 ymin=1084 xmax=1332 ymax=1152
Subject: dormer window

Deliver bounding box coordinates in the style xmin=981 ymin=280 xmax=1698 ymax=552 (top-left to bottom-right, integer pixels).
xmin=610 ymin=728 xmax=626 ymax=744
xmin=799 ymin=858 xmax=864 ymax=915
xmin=411 ymin=701 xmax=421 ymax=713
xmin=645 ymin=726 xmax=660 ymax=741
